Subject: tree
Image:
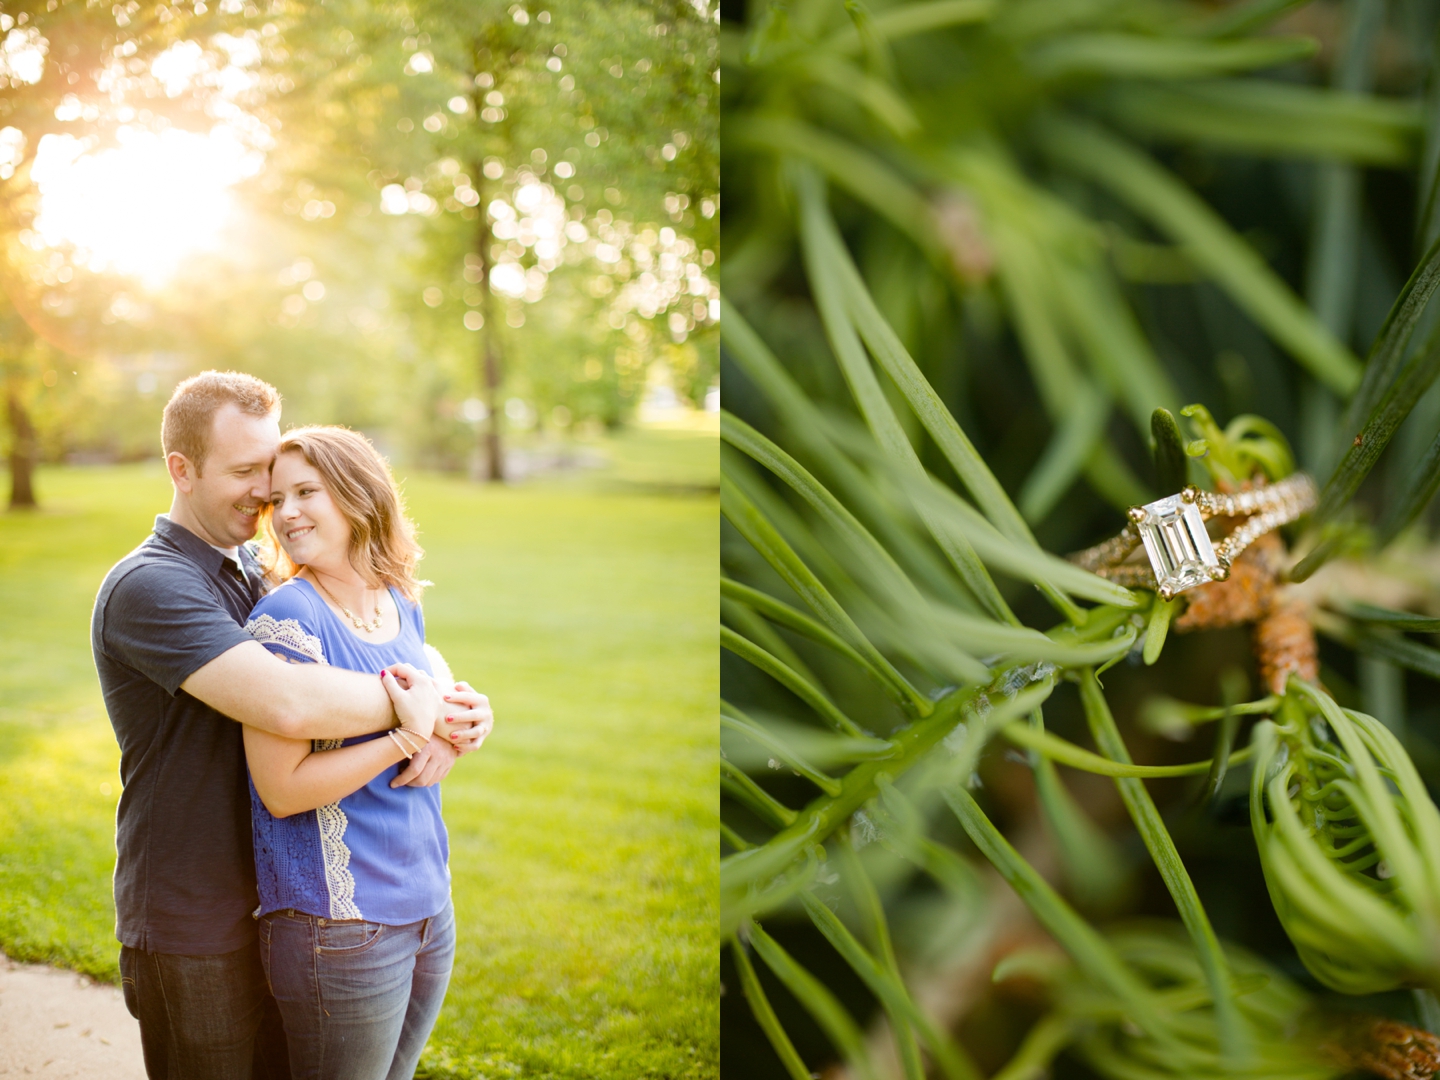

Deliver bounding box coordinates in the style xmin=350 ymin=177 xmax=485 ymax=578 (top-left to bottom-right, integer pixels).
xmin=266 ymin=0 xmax=719 ymax=478
xmin=0 ymin=0 xmax=261 ymax=506
xmin=0 ymin=0 xmax=719 ymax=497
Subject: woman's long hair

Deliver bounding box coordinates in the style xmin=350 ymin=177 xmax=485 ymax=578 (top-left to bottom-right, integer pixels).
xmin=256 ymin=425 xmax=426 ymax=601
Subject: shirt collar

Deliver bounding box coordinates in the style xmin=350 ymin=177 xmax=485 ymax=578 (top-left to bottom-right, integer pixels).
xmin=209 ymin=542 xmax=243 ymax=569
xmin=151 ymin=514 xmax=234 ymax=579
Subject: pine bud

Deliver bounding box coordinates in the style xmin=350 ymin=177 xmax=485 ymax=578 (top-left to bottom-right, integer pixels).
xmin=1251 ymin=680 xmax=1440 ymax=994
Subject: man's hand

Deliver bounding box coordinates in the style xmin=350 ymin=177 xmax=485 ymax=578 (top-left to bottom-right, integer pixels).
xmin=391 ymin=735 xmax=457 ymax=788
xmin=435 ymin=682 xmax=494 ymax=756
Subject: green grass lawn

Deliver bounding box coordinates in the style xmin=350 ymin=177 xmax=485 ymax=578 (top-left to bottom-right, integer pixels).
xmin=0 ymin=428 xmax=718 ymax=1080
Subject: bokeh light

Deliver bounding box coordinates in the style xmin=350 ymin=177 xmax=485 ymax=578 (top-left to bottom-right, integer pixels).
xmin=28 ymin=125 xmax=262 ymax=285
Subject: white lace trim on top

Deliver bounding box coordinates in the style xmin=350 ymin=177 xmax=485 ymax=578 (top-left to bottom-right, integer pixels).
xmin=244 ymin=614 xmax=327 ymax=665
xmin=316 ymin=801 xmax=362 ymax=919
xmin=243 ymin=613 xmax=362 ymax=920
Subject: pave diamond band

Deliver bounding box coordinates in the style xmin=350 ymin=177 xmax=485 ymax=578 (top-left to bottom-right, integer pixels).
xmin=1069 ymin=474 xmax=1317 ymax=600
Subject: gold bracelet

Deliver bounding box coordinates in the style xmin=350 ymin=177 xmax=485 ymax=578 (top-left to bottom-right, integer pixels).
xmin=386 ymin=729 xmax=416 ymax=760
xmin=394 ymin=726 xmax=429 ymax=753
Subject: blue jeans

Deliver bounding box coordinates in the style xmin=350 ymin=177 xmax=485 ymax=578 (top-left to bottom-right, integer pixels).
xmin=119 ymin=942 xmax=291 ymax=1080
xmin=258 ymin=901 xmax=455 ymax=1080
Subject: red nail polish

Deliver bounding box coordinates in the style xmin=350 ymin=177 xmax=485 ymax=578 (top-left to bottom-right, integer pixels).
xmin=380 ymin=670 xmax=387 ymax=678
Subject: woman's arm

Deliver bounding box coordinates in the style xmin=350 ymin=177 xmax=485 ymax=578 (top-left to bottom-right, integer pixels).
xmin=245 ymin=667 xmax=437 ymax=818
xmin=245 ymin=724 xmax=411 ymax=818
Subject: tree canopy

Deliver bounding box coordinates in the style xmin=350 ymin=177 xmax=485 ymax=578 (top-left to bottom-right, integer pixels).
xmin=0 ymin=0 xmax=718 ymax=504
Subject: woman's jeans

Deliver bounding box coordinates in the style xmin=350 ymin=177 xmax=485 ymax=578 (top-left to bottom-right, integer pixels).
xmin=258 ymin=900 xmax=455 ymax=1080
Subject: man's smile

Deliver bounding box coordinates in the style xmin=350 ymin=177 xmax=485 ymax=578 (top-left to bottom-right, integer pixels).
xmin=234 ymin=504 xmax=260 ymax=518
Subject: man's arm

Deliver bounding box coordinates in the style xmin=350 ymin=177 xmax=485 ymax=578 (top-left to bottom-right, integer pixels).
xmin=245 ymin=668 xmax=437 ymax=817
xmin=98 ymin=563 xmax=439 ymax=741
xmin=181 ymin=640 xmax=435 ymax=741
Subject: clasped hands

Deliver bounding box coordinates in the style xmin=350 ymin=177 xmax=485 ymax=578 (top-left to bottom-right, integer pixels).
xmin=380 ymin=662 xmax=495 ymax=788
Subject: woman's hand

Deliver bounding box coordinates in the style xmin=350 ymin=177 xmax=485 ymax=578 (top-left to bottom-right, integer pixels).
xmin=381 ymin=663 xmax=439 ymax=742
xmin=435 ymin=681 xmax=494 ymax=754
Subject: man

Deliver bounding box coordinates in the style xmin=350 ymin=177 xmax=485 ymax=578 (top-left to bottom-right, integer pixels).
xmin=90 ymin=371 xmax=491 ymax=1079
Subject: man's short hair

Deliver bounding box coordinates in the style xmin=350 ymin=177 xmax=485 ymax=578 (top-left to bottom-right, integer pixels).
xmin=161 ymin=371 xmax=281 ymax=473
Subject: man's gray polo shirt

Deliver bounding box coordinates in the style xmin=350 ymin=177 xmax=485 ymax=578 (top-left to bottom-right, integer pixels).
xmin=91 ymin=514 xmax=267 ymax=955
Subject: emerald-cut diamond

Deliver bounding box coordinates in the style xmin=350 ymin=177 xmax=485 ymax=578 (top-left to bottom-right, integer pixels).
xmin=1134 ymin=494 xmax=1219 ymax=599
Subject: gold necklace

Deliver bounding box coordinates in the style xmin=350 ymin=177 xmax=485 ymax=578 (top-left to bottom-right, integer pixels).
xmin=309 ymin=573 xmax=384 ymax=633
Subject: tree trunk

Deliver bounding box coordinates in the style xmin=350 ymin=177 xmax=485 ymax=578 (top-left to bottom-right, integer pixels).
xmin=6 ymin=380 xmax=36 ymax=509
xmin=473 ymin=172 xmax=505 ymax=483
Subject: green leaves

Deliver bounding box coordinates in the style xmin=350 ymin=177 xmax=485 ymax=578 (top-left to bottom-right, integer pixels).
xmin=802 ymin=891 xmax=983 ymax=1080
xmin=1038 ymin=113 xmax=1362 ymax=396
xmin=724 ymin=117 xmax=939 ymax=256
xmin=944 ymin=784 xmax=1183 ymax=1051
xmin=794 ymin=168 xmax=1015 ymax=624
xmin=719 ymin=4 xmax=1440 ymax=1071
xmin=721 ymin=577 xmax=926 ymax=712
xmin=1143 ymin=594 xmax=1178 ymax=666
xmin=1151 ymin=408 xmax=1189 ymax=494
xmin=720 ymin=472 xmax=911 ymax=684
xmin=729 ymin=933 xmax=813 ymax=1080
xmin=1325 ymin=336 xmax=1440 ymax=526
xmin=907 ymin=480 xmax=1141 ymax=609
xmin=721 ymin=678 xmax=1054 ymax=931
xmin=1002 ymin=719 xmax=1253 ymax=777
xmin=1029 ymin=32 xmax=1317 ymax=80
xmin=721 ymin=411 xmax=993 ymax=683
xmin=722 ymin=625 xmax=867 ymax=737
xmin=1250 ymin=684 xmax=1440 ymax=993
xmin=1032 ymin=924 xmax=1341 ymax=1080
xmin=1295 ymin=235 xmax=1440 ymax=553
xmin=742 ymin=921 xmax=881 ymax=1080
xmin=1178 ymin=404 xmax=1296 ymax=484
xmin=1377 ymin=429 xmax=1440 ymax=545
xmin=722 ymin=703 xmax=844 ymax=797
xmin=824 ymin=0 xmax=995 ymax=51
xmin=1343 ymin=233 xmax=1440 ymax=439
xmin=1341 ymin=602 xmax=1440 ymax=632
xmin=1079 ymin=669 xmax=1253 ymax=1064
xmin=1285 ymin=235 xmax=1440 ymax=575
xmin=1019 ymin=383 xmax=1110 ymax=524
xmin=1107 ymin=80 xmax=1422 ymax=165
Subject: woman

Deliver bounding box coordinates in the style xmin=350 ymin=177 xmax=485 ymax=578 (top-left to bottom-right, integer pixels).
xmin=242 ymin=425 xmax=484 ymax=1080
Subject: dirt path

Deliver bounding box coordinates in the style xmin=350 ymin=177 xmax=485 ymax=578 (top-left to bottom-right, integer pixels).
xmin=0 ymin=954 xmax=145 ymax=1078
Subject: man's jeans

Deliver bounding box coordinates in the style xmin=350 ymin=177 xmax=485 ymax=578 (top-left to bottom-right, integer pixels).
xmin=258 ymin=900 xmax=455 ymax=1080
xmin=120 ymin=941 xmax=291 ymax=1080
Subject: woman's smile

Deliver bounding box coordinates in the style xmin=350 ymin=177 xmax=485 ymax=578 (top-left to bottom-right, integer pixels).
xmin=269 ymin=451 xmax=353 ymax=570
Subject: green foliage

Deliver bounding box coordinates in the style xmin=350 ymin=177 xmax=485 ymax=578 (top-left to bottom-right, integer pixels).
xmin=0 ymin=455 xmax=717 ymax=1079
xmin=1000 ymin=924 xmax=1342 ymax=1080
xmin=0 ymin=1 xmax=719 ymax=501
xmin=722 ymin=0 xmax=1440 ymax=1073
xmin=260 ymin=0 xmax=720 ymax=455
xmin=1252 ymin=682 xmax=1440 ymax=995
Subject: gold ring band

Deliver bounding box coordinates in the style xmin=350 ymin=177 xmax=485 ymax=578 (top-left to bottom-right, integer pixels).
xmin=1069 ymin=474 xmax=1317 ymax=600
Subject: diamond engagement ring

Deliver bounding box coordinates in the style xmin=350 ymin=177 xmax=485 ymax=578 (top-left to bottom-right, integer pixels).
xmin=1069 ymin=474 xmax=1318 ymax=601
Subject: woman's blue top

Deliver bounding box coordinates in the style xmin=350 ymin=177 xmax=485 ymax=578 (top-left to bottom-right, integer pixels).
xmin=244 ymin=578 xmax=450 ymax=925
